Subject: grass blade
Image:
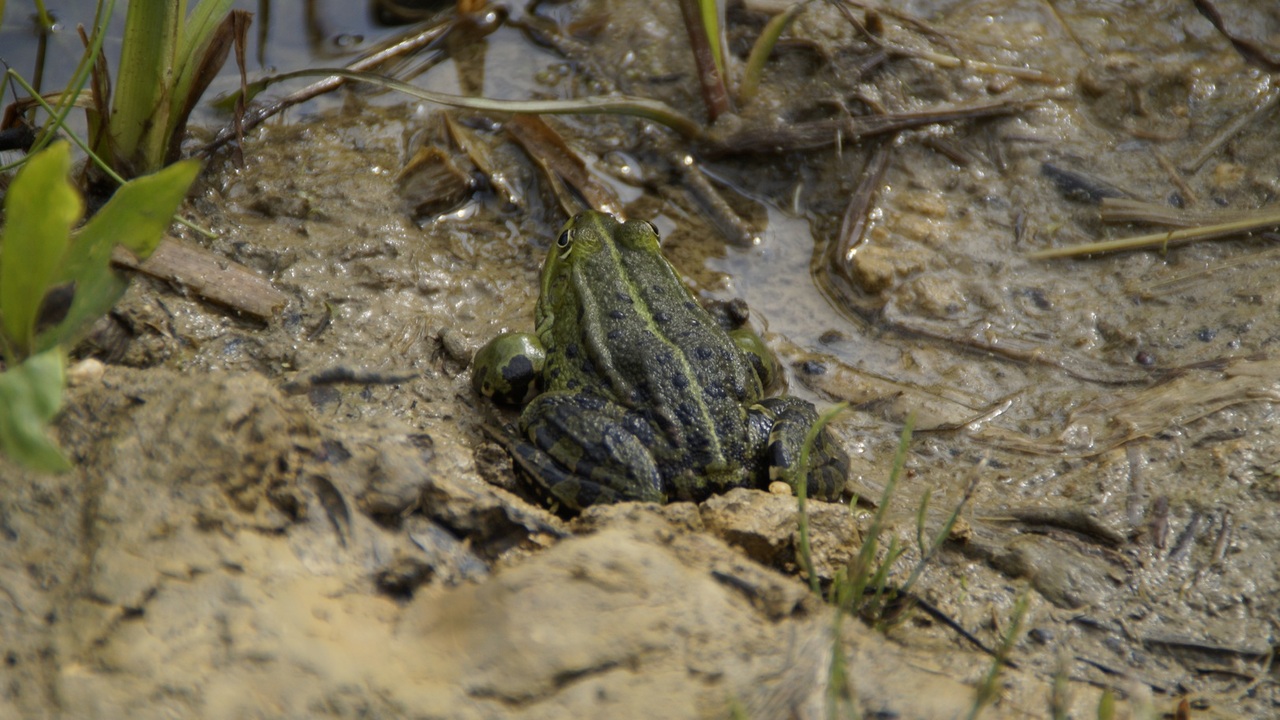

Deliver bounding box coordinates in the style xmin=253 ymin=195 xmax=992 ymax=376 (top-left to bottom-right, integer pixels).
xmin=31 ymin=0 xmax=116 ymax=156
xmin=697 ymin=0 xmax=726 ymax=80
xmin=844 ymin=413 xmax=915 ymax=613
xmin=677 ymin=0 xmax=731 ymax=119
xmin=793 ymin=402 xmax=849 ymax=595
xmin=739 ymin=2 xmax=804 ymax=105
xmin=968 ymin=589 xmax=1030 ymax=719
xmin=3 ymin=70 xmax=125 ymax=185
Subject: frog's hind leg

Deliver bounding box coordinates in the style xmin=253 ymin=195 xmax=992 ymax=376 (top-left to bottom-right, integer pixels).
xmin=508 ymin=441 xmax=622 ymax=513
xmin=518 ymin=392 xmax=665 ymax=511
xmin=752 ymin=397 xmax=850 ymax=501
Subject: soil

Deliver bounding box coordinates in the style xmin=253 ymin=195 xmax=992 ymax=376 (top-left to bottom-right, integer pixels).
xmin=3 ymin=0 xmax=1279 ymax=718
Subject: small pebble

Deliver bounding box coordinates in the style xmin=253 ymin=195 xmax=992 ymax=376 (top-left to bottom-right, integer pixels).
xmin=66 ymin=358 xmax=106 ymax=387
xmin=1028 ymin=627 xmax=1054 ymax=644
xmin=800 ymin=360 xmax=827 ymax=375
xmin=438 ymin=327 xmax=471 ymax=364
xmin=768 ymin=481 xmax=793 ymax=496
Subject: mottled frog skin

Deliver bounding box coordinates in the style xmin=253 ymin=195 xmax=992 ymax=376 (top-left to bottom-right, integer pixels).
xmin=473 ymin=211 xmax=848 ymax=512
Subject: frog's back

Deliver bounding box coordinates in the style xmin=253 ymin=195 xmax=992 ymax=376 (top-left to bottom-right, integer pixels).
xmin=574 ymin=240 xmax=760 ymax=479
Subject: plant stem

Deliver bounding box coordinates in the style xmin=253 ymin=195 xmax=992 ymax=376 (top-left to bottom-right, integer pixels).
xmin=238 ymin=68 xmax=707 ymax=140
xmin=110 ymin=0 xmax=181 ymax=175
xmin=677 ymin=0 xmax=731 ymax=120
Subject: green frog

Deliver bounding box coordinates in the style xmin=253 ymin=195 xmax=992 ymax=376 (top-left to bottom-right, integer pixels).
xmin=472 ymin=211 xmax=848 ymax=512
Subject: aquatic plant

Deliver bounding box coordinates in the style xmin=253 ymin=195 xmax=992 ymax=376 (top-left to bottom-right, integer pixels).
xmin=5 ymin=0 xmax=240 ymax=180
xmin=95 ymin=0 xmax=239 ymax=177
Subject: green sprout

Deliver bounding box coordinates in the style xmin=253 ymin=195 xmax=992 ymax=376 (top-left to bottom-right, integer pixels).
xmin=0 ymin=142 xmax=199 ymax=470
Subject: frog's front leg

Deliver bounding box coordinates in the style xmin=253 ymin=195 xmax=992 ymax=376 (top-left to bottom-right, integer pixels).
xmin=751 ymin=396 xmax=849 ymax=501
xmin=472 ymin=332 xmax=545 ymax=404
xmin=516 ymin=391 xmax=665 ymax=511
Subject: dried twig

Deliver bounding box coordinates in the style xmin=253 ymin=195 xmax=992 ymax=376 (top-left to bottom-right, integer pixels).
xmin=709 ymin=97 xmax=1034 ymax=154
xmin=1181 ymin=84 xmax=1280 ymax=174
xmin=505 ymin=114 xmax=621 ymax=216
xmin=670 ymin=152 xmax=758 ymax=247
xmin=111 ymin=238 xmax=288 ymax=321
xmin=1099 ymin=198 xmax=1228 ymax=226
xmin=200 ymin=14 xmax=473 ymax=157
xmin=834 ymin=140 xmax=892 ymax=272
xmin=1028 ymin=208 xmax=1280 ymax=259
xmin=1150 ymin=149 xmax=1197 ymax=206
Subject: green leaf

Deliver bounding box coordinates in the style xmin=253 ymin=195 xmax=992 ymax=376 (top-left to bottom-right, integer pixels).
xmin=171 ymin=0 xmax=235 ymax=118
xmin=0 ymin=142 xmax=84 ymax=357
xmin=0 ymin=348 xmax=70 ymax=472
xmin=166 ymin=4 xmax=236 ymax=164
xmin=38 ymin=158 xmax=201 ymax=352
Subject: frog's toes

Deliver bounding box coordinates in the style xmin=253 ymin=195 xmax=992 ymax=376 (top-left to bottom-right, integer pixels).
xmin=755 ymin=396 xmax=849 ymax=501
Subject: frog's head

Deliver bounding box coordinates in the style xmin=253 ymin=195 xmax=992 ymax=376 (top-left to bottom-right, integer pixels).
xmin=547 ymin=211 xmax=660 ymax=267
xmin=536 ymin=211 xmax=664 ymax=338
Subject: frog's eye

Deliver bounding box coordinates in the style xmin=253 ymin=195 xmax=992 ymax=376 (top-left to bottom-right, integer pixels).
xmin=642 ymin=220 xmax=661 ymax=244
xmin=556 ymin=229 xmax=573 ymax=248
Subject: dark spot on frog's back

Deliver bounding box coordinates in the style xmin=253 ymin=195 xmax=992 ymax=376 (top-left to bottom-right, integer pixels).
xmin=565 ymin=343 xmax=580 ymax=359
xmin=653 ymin=311 xmax=670 ymax=324
xmin=570 ymin=455 xmax=599 ymax=480
xmin=534 ymin=424 xmax=559 ymax=450
xmin=671 ymin=373 xmax=689 ymax=390
xmin=629 ymin=385 xmax=651 ymax=404
xmin=607 ymin=329 xmax=623 ymax=341
xmin=674 ymin=402 xmax=699 ymax=424
xmin=609 ymin=309 xmax=625 ymax=320
xmin=622 ymin=413 xmax=655 ymax=443
xmin=693 ymin=346 xmax=713 ymax=362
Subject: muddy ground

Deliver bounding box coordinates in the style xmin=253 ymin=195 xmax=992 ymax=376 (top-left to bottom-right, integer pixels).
xmin=3 ymin=0 xmax=1279 ymax=718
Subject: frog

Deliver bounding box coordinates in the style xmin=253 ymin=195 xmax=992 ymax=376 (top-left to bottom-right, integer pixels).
xmin=472 ymin=211 xmax=849 ymax=513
